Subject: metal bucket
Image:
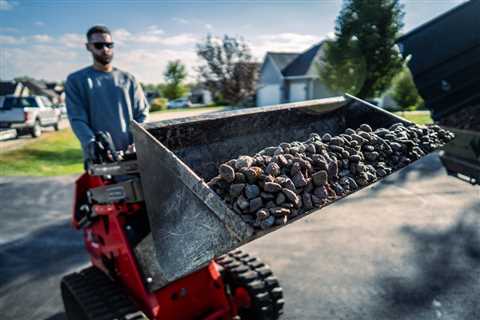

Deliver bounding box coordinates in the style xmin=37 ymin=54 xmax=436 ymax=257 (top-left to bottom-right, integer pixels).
xmin=131 ymin=95 xmax=415 ymax=290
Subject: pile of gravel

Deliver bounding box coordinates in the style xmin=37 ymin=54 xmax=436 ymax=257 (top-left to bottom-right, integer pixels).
xmin=207 ymin=123 xmax=454 ymax=230
xmin=437 ymin=104 xmax=480 ymax=131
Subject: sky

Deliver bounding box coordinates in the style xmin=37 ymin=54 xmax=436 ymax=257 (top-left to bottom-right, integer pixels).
xmin=0 ymin=0 xmax=466 ymax=84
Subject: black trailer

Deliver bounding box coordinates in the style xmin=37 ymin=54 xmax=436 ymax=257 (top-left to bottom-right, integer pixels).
xmin=397 ymin=0 xmax=480 ymax=184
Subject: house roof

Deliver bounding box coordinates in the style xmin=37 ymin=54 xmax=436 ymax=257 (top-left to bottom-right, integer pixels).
xmin=0 ymin=81 xmax=19 ymax=96
xmin=282 ymin=43 xmax=323 ymax=77
xmin=263 ymin=42 xmax=324 ymax=78
xmin=22 ymin=80 xmax=58 ymax=99
xmin=268 ymin=52 xmax=299 ymax=73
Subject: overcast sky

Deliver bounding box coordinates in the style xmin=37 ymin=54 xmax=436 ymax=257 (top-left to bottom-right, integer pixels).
xmin=0 ymin=0 xmax=465 ymax=84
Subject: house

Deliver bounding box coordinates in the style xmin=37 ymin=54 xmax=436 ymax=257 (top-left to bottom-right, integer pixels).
xmin=0 ymin=79 xmax=61 ymax=104
xmin=0 ymin=81 xmax=29 ymax=97
xmin=189 ymin=84 xmax=213 ymax=105
xmin=22 ymin=79 xmax=60 ymax=103
xmin=0 ymin=81 xmax=30 ymax=106
xmin=256 ymin=42 xmax=334 ymax=107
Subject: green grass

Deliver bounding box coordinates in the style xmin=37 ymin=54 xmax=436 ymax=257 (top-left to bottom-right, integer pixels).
xmin=153 ymin=106 xmax=225 ymax=113
xmin=0 ymin=129 xmax=83 ymax=176
xmin=394 ymin=111 xmax=433 ymax=125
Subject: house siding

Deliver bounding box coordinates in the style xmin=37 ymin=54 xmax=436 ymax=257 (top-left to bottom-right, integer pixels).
xmin=312 ymin=79 xmax=333 ymax=99
xmin=260 ymin=56 xmax=283 ymax=85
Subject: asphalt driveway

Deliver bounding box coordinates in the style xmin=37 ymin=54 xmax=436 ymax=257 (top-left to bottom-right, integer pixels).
xmin=0 ymin=154 xmax=479 ymax=320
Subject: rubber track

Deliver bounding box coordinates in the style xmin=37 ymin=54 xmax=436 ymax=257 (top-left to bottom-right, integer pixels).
xmin=61 ymin=266 xmax=149 ymax=320
xmin=216 ymin=250 xmax=284 ymax=320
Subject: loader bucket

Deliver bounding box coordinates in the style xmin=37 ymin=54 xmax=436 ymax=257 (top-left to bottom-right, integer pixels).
xmin=131 ymin=95 xmax=415 ymax=290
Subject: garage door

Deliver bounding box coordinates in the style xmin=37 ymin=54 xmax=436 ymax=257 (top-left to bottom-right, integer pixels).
xmin=257 ymin=85 xmax=281 ymax=107
xmin=289 ymin=82 xmax=307 ymax=102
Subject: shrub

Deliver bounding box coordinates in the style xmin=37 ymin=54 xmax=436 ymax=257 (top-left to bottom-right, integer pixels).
xmin=150 ymin=98 xmax=168 ymax=112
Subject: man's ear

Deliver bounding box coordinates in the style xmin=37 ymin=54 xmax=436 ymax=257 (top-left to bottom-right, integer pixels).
xmin=85 ymin=43 xmax=91 ymax=53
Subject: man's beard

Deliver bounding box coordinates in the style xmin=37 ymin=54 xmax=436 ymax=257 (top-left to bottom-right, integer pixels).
xmin=94 ymin=52 xmax=113 ymax=65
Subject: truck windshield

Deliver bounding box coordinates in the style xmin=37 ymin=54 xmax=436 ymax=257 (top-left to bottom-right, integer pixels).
xmin=2 ymin=97 xmax=38 ymax=109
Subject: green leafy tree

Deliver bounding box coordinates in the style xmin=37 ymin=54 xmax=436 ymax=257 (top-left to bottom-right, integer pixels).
xmin=391 ymin=68 xmax=423 ymax=113
xmin=162 ymin=60 xmax=188 ymax=100
xmin=196 ymin=34 xmax=258 ymax=105
xmin=320 ymin=0 xmax=405 ymax=98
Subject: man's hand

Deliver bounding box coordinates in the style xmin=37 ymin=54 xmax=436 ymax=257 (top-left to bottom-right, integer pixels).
xmin=87 ymin=131 xmax=118 ymax=164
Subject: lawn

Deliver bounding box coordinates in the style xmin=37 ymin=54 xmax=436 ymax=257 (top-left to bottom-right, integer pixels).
xmin=394 ymin=111 xmax=433 ymax=125
xmin=155 ymin=106 xmax=225 ymax=113
xmin=0 ymin=129 xmax=83 ymax=176
xmin=0 ymin=110 xmax=434 ymax=176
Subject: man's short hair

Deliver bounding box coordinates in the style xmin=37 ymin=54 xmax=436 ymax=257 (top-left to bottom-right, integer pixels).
xmin=86 ymin=25 xmax=111 ymax=41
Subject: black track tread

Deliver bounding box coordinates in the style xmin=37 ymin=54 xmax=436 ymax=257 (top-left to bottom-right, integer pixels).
xmin=61 ymin=266 xmax=149 ymax=320
xmin=216 ymin=251 xmax=284 ymax=320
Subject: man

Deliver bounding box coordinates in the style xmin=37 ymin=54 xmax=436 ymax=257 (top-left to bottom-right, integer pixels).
xmin=65 ymin=25 xmax=149 ymax=162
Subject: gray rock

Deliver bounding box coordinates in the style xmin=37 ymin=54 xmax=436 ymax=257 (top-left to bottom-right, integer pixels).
xmin=275 ymin=192 xmax=286 ymax=205
xmin=229 ymin=183 xmax=246 ymax=197
xmin=234 ymin=172 xmax=246 ymax=183
xmin=260 ymin=192 xmax=275 ymax=200
xmin=283 ymin=188 xmax=300 ymax=207
xmin=265 ymin=201 xmax=276 ymax=208
xmin=359 ymin=124 xmax=373 ymax=132
xmin=362 ymin=144 xmax=375 ymax=152
xmin=236 ymin=195 xmax=250 ymax=210
xmin=255 ymin=209 xmax=270 ymax=220
xmin=273 ymin=154 xmax=288 ymax=167
xmin=364 ymin=151 xmax=379 ymax=162
xmin=292 ymin=172 xmax=308 ymax=188
xmin=244 ymin=184 xmax=260 ymax=199
xmin=322 ymin=133 xmax=332 ymax=142
xmin=290 ymin=162 xmax=302 ymax=176
xmin=330 ymin=137 xmax=344 ymax=146
xmin=264 ymin=182 xmax=282 ymax=193
xmin=312 ymin=170 xmax=328 ymax=186
xmin=313 ymin=186 xmax=328 ymax=199
xmin=305 ymin=143 xmax=316 ymax=154
xmin=259 ymin=215 xmax=275 ymax=229
xmin=327 ymin=161 xmax=338 ymax=179
xmin=283 ymin=178 xmax=296 ymax=191
xmin=270 ymin=207 xmax=290 ymax=217
xmin=259 ymin=147 xmax=277 ymax=156
xmin=358 ymin=131 xmax=371 ymax=141
xmin=219 ymin=164 xmax=235 ymax=183
xmin=376 ymin=168 xmax=387 ymax=177
xmin=265 ymin=162 xmax=281 ymax=176
xmin=249 ymin=197 xmax=263 ymax=213
xmin=243 ymin=166 xmax=262 ymax=184
xmin=235 ymin=156 xmax=254 ymax=170
xmin=302 ymin=193 xmax=313 ymax=210
xmin=207 ymin=176 xmax=221 ymax=188
xmin=348 ymin=154 xmax=362 ymax=162
xmin=311 ymin=195 xmax=324 ymax=207
xmin=275 ymin=215 xmax=288 ymax=226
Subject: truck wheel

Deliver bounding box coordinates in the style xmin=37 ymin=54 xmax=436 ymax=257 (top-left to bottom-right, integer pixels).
xmin=216 ymin=250 xmax=284 ymax=320
xmin=61 ymin=266 xmax=149 ymax=320
xmin=31 ymin=120 xmax=42 ymax=138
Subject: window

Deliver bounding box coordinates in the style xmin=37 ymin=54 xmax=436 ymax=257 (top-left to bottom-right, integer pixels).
xmin=2 ymin=97 xmax=39 ymax=109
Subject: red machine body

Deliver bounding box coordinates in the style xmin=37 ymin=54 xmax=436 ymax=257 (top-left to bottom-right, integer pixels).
xmin=72 ymin=173 xmax=241 ymax=320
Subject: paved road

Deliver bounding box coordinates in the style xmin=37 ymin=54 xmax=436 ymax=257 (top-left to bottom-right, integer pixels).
xmin=0 ymin=108 xmax=225 ymax=153
xmin=0 ymin=154 xmax=479 ymax=320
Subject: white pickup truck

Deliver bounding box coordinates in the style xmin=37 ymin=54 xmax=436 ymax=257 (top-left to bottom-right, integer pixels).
xmin=0 ymin=95 xmax=62 ymax=138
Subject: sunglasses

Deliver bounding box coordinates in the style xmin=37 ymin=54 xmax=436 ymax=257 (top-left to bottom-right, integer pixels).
xmin=91 ymin=42 xmax=114 ymax=50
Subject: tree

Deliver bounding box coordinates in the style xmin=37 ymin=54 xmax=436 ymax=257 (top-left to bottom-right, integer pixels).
xmin=391 ymin=68 xmax=423 ymax=113
xmin=319 ymin=0 xmax=405 ymax=98
xmin=162 ymin=60 xmax=188 ymax=100
xmin=196 ymin=34 xmax=259 ymax=105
